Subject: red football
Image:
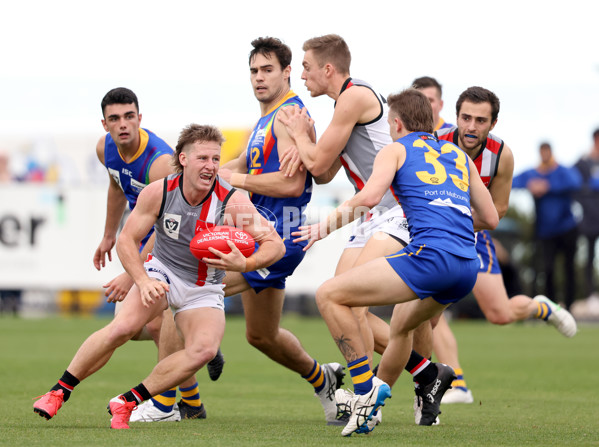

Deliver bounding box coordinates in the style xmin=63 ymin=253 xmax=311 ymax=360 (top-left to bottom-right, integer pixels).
xmin=189 ymin=225 xmax=255 ymax=260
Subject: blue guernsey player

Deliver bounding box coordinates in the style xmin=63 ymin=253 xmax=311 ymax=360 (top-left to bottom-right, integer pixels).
xmin=293 ymin=88 xmax=499 ymax=436
xmin=218 ymin=37 xmax=346 ymax=425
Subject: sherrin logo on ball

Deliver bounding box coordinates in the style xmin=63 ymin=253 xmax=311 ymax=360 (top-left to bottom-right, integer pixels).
xmin=190 ymin=225 xmax=255 ymax=260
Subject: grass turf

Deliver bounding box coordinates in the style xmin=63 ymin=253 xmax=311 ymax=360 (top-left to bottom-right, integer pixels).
xmin=1 ymin=315 xmax=598 ymax=446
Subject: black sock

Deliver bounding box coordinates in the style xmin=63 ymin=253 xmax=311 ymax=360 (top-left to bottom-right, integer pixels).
xmin=404 ymin=350 xmax=438 ymax=385
xmin=51 ymin=370 xmax=80 ymax=402
xmin=122 ymin=383 xmax=152 ymax=404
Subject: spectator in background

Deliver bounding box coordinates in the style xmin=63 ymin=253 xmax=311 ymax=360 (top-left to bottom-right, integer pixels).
xmin=512 ymin=142 xmax=582 ymax=310
xmin=574 ymin=128 xmax=599 ymax=301
xmin=0 ymin=150 xmax=12 ymax=182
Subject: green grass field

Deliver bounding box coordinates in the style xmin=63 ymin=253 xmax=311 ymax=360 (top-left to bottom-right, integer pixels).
xmin=1 ymin=315 xmax=598 ymax=446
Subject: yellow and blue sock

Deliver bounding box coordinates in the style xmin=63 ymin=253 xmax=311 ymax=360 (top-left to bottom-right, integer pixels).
xmin=302 ymin=360 xmax=326 ymax=393
xmin=179 ymin=382 xmax=203 ymax=408
xmin=535 ymin=301 xmax=552 ymax=320
xmin=151 ymin=388 xmax=176 ymax=412
xmin=452 ymin=368 xmax=468 ymax=392
xmin=348 ymin=356 xmax=374 ymax=395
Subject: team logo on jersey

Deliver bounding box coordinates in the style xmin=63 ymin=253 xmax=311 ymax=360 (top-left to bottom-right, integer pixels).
xmin=163 ymin=213 xmax=182 ymax=239
xmin=130 ymin=178 xmax=146 ymax=195
xmin=108 ymin=168 xmax=123 ymax=191
xmin=429 ymin=198 xmax=472 ymax=216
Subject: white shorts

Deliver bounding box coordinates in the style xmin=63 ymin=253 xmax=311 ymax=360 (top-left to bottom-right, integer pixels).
xmin=345 ymin=205 xmax=410 ymax=249
xmin=144 ymin=256 xmax=225 ymax=315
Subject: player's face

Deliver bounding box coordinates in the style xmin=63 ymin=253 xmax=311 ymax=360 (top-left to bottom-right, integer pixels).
xmin=456 ymin=100 xmax=497 ymax=152
xmin=419 ymin=87 xmax=443 ymax=126
xmin=102 ymin=103 xmax=141 ymax=147
xmin=301 ymin=50 xmax=327 ymax=97
xmin=180 ymin=141 xmax=221 ymax=192
xmin=250 ymin=52 xmax=290 ymax=107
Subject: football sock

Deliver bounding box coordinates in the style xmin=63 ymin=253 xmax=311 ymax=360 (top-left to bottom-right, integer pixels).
xmin=405 ymin=351 xmax=438 ymax=385
xmin=302 ymin=360 xmax=326 ymax=393
xmin=452 ymin=368 xmax=468 ymax=391
xmin=122 ymin=383 xmax=152 ymax=404
xmin=348 ymin=356 xmax=374 ymax=395
xmin=179 ymin=382 xmax=203 ymax=408
xmin=151 ymin=388 xmax=177 ymax=412
xmin=51 ymin=370 xmax=80 ymax=402
xmin=535 ymin=301 xmax=552 ymax=320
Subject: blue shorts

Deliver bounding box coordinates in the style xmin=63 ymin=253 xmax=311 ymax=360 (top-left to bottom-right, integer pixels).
xmin=241 ymin=238 xmax=306 ymax=293
xmin=476 ymin=230 xmax=501 ymax=274
xmin=385 ymin=244 xmax=478 ymax=304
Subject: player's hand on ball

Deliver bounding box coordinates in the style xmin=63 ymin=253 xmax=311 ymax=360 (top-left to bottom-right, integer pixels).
xmin=203 ymin=241 xmax=248 ymax=272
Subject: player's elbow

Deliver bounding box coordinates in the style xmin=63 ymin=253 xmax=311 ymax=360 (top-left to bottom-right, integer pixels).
xmin=360 ymin=192 xmax=383 ymax=210
xmin=481 ymin=210 xmax=499 ymax=231
xmin=496 ymin=204 xmax=509 ymax=220
xmin=274 ymin=238 xmax=286 ymax=263
xmin=306 ymin=161 xmax=327 ymax=178
xmin=285 ymin=181 xmax=305 ymax=198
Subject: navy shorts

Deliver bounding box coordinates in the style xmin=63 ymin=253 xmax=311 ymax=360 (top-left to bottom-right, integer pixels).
xmin=385 ymin=244 xmax=478 ymax=304
xmin=242 ymin=239 xmax=306 ymax=293
xmin=476 ymin=230 xmax=501 ymax=274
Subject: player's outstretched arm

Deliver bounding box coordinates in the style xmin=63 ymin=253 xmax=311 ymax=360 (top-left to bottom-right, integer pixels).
xmin=293 ymin=143 xmax=402 ymax=250
xmin=116 ymin=181 xmax=169 ymax=307
xmin=93 ymin=137 xmax=129 ymax=270
xmin=278 ymin=89 xmax=365 ymax=177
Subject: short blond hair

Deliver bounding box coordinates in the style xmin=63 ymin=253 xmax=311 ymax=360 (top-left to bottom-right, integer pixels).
xmin=302 ymin=34 xmax=351 ymax=75
xmin=172 ymin=124 xmax=225 ymax=173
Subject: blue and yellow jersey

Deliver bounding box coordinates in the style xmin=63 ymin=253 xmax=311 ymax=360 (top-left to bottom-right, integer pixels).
xmin=434 ymin=117 xmax=454 ymax=132
xmin=391 ymin=132 xmax=476 ymax=259
xmin=245 ymin=91 xmax=313 ymax=240
xmin=104 ymin=128 xmax=173 ymax=210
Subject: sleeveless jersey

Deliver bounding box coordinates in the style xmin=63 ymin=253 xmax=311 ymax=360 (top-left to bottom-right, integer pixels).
xmin=391 ymin=132 xmax=476 ymax=259
xmin=336 ymin=78 xmax=397 ymax=211
xmin=104 ymin=128 xmax=173 ymax=210
xmin=436 ymin=126 xmax=504 ymax=188
xmin=246 ymin=90 xmax=313 ymax=240
xmin=152 ymin=173 xmax=235 ymax=286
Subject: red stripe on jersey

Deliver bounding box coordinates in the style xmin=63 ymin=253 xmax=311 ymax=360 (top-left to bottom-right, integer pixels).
xmin=214 ymin=179 xmax=231 ymax=201
xmin=262 ymin=132 xmax=275 ymax=168
xmin=388 ymin=185 xmax=400 ymax=203
xmin=339 ymin=156 xmax=365 ymax=190
xmin=166 ymin=176 xmax=180 ymax=191
xmin=193 ymin=193 xmax=214 ymax=284
xmin=472 ymin=156 xmax=491 ymax=187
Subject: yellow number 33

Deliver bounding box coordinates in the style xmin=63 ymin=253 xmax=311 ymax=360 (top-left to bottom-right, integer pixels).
xmin=414 ymin=140 xmax=469 ymax=192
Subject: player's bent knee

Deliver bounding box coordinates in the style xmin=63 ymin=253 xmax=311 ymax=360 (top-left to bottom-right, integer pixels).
xmin=186 ymin=345 xmax=219 ymax=370
xmin=106 ymin=321 xmax=142 ymax=346
xmin=245 ymin=330 xmax=274 ymax=350
xmin=485 ymin=312 xmax=512 ymax=325
xmin=314 ymin=280 xmax=340 ymax=310
xmin=130 ymin=326 xmax=154 ymax=341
